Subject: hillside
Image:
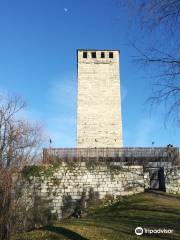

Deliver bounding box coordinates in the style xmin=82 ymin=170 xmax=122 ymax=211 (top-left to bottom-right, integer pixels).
xmin=12 ymin=191 xmax=180 ymax=240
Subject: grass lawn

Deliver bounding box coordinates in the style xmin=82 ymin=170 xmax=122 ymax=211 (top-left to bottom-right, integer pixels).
xmin=12 ymin=191 xmax=180 ymax=240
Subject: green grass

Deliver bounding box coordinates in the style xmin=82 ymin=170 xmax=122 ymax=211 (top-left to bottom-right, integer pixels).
xmin=12 ymin=191 xmax=180 ymax=240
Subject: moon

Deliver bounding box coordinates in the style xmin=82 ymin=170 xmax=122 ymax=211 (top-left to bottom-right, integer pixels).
xmin=64 ymin=8 xmax=68 ymax=12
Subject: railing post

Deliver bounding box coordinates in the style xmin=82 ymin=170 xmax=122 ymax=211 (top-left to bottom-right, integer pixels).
xmin=43 ymin=148 xmax=46 ymax=164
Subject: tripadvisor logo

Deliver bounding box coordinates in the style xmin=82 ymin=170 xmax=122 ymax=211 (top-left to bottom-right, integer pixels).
xmin=135 ymin=227 xmax=143 ymax=236
xmin=135 ymin=226 xmax=174 ymax=235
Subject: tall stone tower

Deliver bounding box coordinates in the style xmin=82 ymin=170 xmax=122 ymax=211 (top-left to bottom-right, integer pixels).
xmin=77 ymin=49 xmax=123 ymax=148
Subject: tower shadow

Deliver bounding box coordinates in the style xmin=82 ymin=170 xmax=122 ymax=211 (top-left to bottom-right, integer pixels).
xmin=43 ymin=226 xmax=89 ymax=240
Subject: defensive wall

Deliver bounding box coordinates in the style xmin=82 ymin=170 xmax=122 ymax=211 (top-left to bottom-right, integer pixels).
xmin=18 ymin=147 xmax=180 ymax=219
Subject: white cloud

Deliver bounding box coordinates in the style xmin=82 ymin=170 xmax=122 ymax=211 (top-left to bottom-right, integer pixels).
xmin=134 ymin=118 xmax=156 ymax=146
xmin=45 ymin=73 xmax=76 ymax=147
xmin=121 ymin=85 xmax=128 ymax=102
xmin=49 ymin=74 xmax=76 ymax=110
xmin=124 ymin=117 xmax=158 ymax=147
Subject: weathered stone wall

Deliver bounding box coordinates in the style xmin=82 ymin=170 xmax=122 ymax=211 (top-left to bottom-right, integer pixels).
xmin=77 ymin=50 xmax=123 ymax=148
xmin=22 ymin=163 xmax=147 ymax=219
xmin=165 ymin=166 xmax=180 ymax=194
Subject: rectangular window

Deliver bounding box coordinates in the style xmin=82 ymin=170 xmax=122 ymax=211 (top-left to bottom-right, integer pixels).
xmin=91 ymin=52 xmax=96 ymax=58
xmin=101 ymin=52 xmax=105 ymax=58
xmin=109 ymin=52 xmax=113 ymax=58
xmin=83 ymin=52 xmax=87 ymax=58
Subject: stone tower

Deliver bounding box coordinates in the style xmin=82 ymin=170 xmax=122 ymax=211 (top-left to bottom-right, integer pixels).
xmin=77 ymin=49 xmax=123 ymax=148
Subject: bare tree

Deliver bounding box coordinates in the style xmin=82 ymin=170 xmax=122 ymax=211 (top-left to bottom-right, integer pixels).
xmin=0 ymin=168 xmax=12 ymax=240
xmin=121 ymin=0 xmax=180 ymax=125
xmin=0 ymin=94 xmax=43 ymax=240
xmin=0 ymin=94 xmax=42 ymax=168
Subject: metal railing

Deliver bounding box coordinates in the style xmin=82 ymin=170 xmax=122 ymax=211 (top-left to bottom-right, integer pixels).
xmin=43 ymin=147 xmax=180 ymax=166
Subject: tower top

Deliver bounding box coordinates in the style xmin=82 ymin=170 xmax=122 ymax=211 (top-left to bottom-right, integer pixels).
xmin=77 ymin=49 xmax=120 ymax=52
xmin=77 ymin=49 xmax=120 ymax=63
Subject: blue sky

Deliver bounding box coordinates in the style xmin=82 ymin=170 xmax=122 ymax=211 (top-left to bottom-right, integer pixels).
xmin=0 ymin=0 xmax=179 ymax=148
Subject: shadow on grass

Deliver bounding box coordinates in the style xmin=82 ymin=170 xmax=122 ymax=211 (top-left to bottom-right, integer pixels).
xmin=43 ymin=226 xmax=89 ymax=240
xmin=43 ymin=193 xmax=180 ymax=240
xmin=146 ymin=190 xmax=180 ymax=200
